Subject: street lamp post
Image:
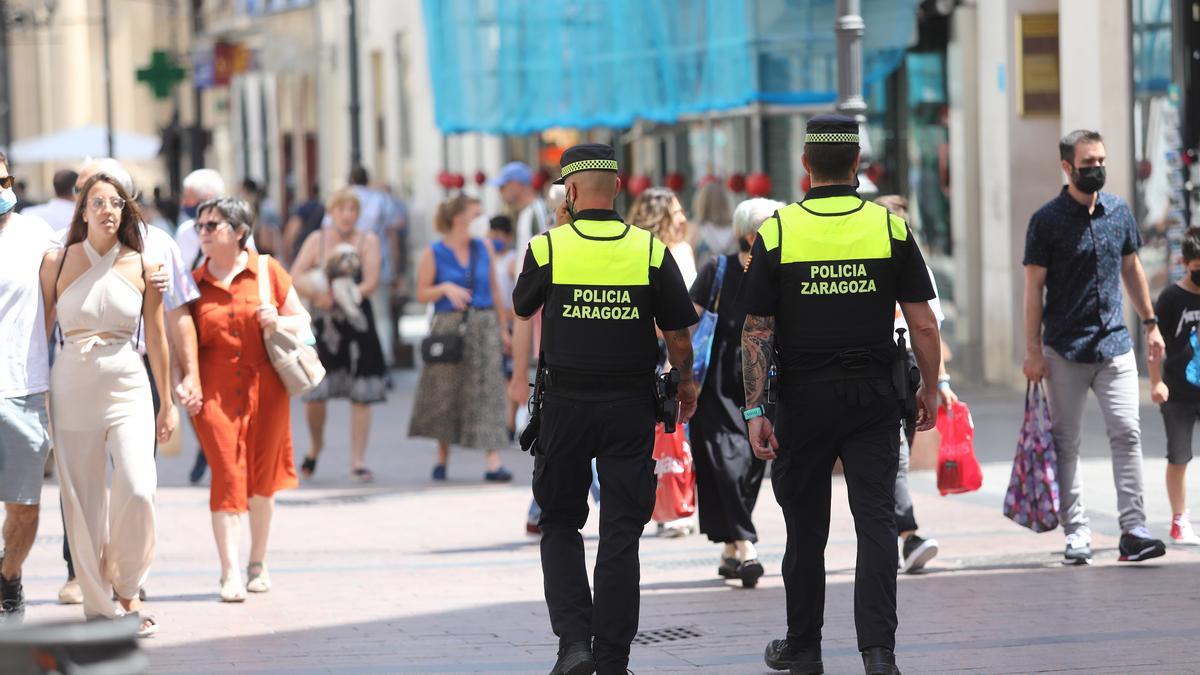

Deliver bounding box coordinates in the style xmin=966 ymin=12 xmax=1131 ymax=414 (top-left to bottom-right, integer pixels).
xmin=347 ymin=0 xmax=362 ymax=168
xmin=101 ymin=0 xmax=114 ymax=157
xmin=835 ymin=0 xmax=867 ymax=122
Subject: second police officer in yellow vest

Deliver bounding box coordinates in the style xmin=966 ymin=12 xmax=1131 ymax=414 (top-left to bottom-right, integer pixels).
xmin=740 ymin=115 xmax=942 ymax=675
xmin=512 ymin=144 xmax=699 ymax=675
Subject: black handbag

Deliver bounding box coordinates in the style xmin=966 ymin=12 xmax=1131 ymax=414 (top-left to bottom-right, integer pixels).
xmin=420 ymin=242 xmax=476 ymax=364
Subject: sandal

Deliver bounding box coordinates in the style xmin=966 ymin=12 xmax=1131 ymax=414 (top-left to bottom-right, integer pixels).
xmin=246 ymin=562 xmax=271 ymax=593
xmin=219 ymin=575 xmax=246 ymax=603
xmin=128 ymin=612 xmax=159 ymax=638
xmin=300 ymin=455 xmax=317 ymax=479
xmin=352 ymin=467 xmax=375 ymax=483
xmin=718 ymin=556 xmax=740 ymax=579
xmin=737 ymin=559 xmax=765 ymax=589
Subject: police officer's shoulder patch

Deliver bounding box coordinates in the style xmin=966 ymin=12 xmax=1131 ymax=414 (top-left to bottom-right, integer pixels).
xmin=530 ymin=233 xmax=551 ymax=267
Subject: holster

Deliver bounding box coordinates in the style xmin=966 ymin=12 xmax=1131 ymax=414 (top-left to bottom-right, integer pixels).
xmin=655 ymin=370 xmax=681 ymax=433
xmin=519 ymin=352 xmax=546 ymax=455
xmin=894 ymin=329 xmax=920 ymax=437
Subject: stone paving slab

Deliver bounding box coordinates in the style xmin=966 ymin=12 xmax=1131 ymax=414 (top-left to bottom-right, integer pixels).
xmin=5 ymin=374 xmax=1200 ymax=673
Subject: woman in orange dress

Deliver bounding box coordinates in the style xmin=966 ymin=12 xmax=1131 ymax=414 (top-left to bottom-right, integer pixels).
xmin=185 ymin=197 xmax=311 ymax=602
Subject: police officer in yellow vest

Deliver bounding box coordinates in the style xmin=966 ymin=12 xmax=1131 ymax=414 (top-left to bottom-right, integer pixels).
xmin=740 ymin=115 xmax=941 ymax=675
xmin=513 ymin=144 xmax=699 ymax=675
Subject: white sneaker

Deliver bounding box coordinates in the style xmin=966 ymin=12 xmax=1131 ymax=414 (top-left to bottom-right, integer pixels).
xmin=1064 ymin=531 xmax=1092 ymax=565
xmin=1171 ymin=514 xmax=1200 ymax=546
xmin=58 ymin=579 xmax=83 ymax=605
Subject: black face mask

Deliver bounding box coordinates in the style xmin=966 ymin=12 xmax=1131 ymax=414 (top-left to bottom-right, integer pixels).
xmin=1072 ymin=165 xmax=1106 ymax=194
xmin=1189 ymin=269 xmax=1200 ymax=287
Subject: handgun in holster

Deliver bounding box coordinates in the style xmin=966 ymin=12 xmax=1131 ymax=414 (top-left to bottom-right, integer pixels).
xmin=894 ymin=328 xmax=920 ymax=438
xmin=519 ymin=353 xmax=546 ymax=455
xmin=655 ymin=369 xmax=681 ymax=434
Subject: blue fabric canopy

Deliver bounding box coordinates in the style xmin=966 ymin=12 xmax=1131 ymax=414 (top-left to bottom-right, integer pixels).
xmin=423 ymin=0 xmax=919 ymax=134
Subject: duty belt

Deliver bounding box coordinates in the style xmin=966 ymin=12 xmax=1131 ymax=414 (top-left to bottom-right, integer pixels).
xmin=544 ymin=367 xmax=654 ymax=392
xmin=785 ymin=355 xmax=892 ymax=384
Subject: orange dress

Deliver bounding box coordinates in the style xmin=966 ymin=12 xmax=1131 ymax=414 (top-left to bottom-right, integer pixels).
xmin=191 ymin=250 xmax=298 ymax=512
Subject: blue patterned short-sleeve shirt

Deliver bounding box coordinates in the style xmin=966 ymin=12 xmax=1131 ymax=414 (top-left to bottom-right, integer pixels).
xmin=1023 ymin=188 xmax=1140 ymax=363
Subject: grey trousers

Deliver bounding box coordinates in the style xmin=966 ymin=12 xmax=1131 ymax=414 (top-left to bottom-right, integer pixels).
xmin=1043 ymin=348 xmax=1147 ymax=536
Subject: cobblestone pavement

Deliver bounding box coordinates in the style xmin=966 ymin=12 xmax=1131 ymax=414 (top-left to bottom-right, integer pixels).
xmin=10 ymin=375 xmax=1200 ymax=673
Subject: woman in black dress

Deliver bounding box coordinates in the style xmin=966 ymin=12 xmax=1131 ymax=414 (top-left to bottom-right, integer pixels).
xmin=688 ymin=197 xmax=783 ymax=588
xmin=290 ymin=187 xmax=388 ymax=482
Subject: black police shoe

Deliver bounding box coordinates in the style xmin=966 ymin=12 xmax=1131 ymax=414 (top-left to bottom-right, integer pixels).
xmin=0 ymin=570 xmax=25 ymax=624
xmin=764 ymin=639 xmax=823 ymax=673
xmin=549 ymin=641 xmax=596 ymax=675
xmin=861 ymin=647 xmax=900 ymax=675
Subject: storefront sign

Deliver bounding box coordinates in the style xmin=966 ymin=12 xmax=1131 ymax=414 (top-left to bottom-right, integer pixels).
xmin=1015 ymin=13 xmax=1060 ymax=117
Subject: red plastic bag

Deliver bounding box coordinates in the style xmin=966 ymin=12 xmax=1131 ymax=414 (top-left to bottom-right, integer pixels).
xmin=652 ymin=423 xmax=696 ymax=522
xmin=935 ymin=401 xmax=983 ymax=495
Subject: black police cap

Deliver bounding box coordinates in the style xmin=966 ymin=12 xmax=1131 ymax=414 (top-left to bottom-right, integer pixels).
xmin=554 ymin=143 xmax=619 ymax=184
xmin=805 ymin=114 xmax=859 ymax=145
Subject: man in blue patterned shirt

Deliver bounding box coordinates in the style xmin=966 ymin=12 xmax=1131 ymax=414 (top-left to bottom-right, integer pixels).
xmin=1023 ymin=129 xmax=1167 ymax=565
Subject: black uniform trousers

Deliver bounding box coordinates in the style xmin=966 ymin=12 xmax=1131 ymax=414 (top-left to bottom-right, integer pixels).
xmin=771 ymin=376 xmax=901 ymax=652
xmin=533 ymin=383 xmax=657 ymax=675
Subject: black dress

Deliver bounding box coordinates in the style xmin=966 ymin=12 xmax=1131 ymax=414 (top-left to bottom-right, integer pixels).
xmin=302 ymin=230 xmax=388 ymax=405
xmin=688 ymin=254 xmax=765 ymax=543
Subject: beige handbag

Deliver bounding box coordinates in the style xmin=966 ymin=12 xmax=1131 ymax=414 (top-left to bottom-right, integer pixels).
xmin=258 ymin=254 xmax=326 ymax=396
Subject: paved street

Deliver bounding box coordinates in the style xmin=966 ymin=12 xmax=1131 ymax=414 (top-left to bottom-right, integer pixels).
xmin=12 ymin=374 xmax=1200 ymax=674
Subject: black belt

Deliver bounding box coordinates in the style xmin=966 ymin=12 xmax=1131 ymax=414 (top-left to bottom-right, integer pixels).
xmin=544 ymin=367 xmax=654 ymax=392
xmin=784 ymin=361 xmax=891 ymax=384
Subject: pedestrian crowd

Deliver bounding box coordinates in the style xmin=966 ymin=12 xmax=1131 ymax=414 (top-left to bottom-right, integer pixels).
xmin=0 ymin=124 xmax=1197 ymax=675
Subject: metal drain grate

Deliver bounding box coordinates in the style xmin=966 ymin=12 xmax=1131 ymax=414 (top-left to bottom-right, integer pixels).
xmin=632 ymin=626 xmax=703 ymax=645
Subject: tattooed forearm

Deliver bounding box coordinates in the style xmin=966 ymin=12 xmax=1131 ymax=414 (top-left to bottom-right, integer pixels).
xmin=663 ymin=328 xmax=695 ymax=381
xmin=742 ymin=314 xmax=775 ymax=407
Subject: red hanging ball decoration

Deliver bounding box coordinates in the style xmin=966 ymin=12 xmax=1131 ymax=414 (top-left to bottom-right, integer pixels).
xmin=532 ymin=167 xmax=551 ymax=191
xmin=627 ymin=175 xmax=652 ymax=198
xmin=665 ymin=172 xmax=685 ymax=192
xmin=437 ymin=171 xmax=452 ymax=188
xmin=726 ymin=173 xmax=746 ymax=193
xmin=474 ymin=170 xmax=487 ymax=186
xmin=745 ymin=172 xmax=772 ymax=197
xmin=450 ymin=173 xmax=465 ymax=189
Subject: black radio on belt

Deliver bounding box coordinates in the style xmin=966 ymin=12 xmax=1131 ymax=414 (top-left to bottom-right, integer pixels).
xmin=655 ymin=369 xmax=681 ymax=433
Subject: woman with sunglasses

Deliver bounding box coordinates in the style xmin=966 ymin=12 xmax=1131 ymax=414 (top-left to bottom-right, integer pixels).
xmin=38 ymin=173 xmax=175 ymax=636
xmin=185 ymin=198 xmax=310 ymax=602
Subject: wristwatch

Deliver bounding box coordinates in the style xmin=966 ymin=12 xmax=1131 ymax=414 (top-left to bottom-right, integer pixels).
xmin=1142 ymin=316 xmax=1159 ymax=328
xmin=741 ymin=405 xmax=766 ymax=422
xmin=937 ymin=374 xmax=952 ymax=391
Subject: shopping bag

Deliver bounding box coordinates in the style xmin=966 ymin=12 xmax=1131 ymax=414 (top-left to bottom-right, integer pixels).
xmin=652 ymin=423 xmax=696 ymax=522
xmin=691 ymin=256 xmax=726 ymax=388
xmin=1002 ymin=382 xmax=1061 ymax=532
xmin=934 ymin=401 xmax=983 ymax=495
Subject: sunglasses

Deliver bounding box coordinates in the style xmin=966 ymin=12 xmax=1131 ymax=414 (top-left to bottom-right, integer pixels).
xmin=0 ymin=176 xmax=13 ymax=190
xmin=88 ymin=196 xmax=127 ymax=211
xmin=197 ymin=220 xmax=229 ymax=233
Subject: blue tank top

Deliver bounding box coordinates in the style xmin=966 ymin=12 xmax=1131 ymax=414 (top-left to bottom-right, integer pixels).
xmin=432 ymin=239 xmax=494 ymax=313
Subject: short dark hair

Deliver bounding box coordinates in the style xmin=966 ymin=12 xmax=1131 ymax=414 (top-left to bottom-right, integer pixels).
xmin=53 ymin=170 xmax=79 ymax=198
xmin=242 ymin=178 xmax=260 ymax=194
xmin=489 ymin=215 xmax=513 ymax=234
xmin=349 ymin=165 xmax=369 ymax=186
xmin=804 ymin=143 xmax=860 ymax=182
xmin=197 ymin=197 xmax=256 ymax=249
xmin=1182 ymin=227 xmax=1200 ymax=263
xmin=1059 ymin=129 xmax=1104 ymax=163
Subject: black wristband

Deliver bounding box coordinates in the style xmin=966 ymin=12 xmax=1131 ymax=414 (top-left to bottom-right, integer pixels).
xmin=1143 ymin=316 xmax=1159 ymax=327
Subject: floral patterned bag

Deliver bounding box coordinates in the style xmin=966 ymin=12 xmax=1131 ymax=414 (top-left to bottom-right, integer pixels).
xmin=1003 ymin=382 xmax=1061 ymax=532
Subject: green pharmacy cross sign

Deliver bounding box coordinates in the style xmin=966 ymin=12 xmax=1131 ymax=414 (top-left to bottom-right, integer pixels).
xmin=137 ymin=51 xmax=187 ymax=100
